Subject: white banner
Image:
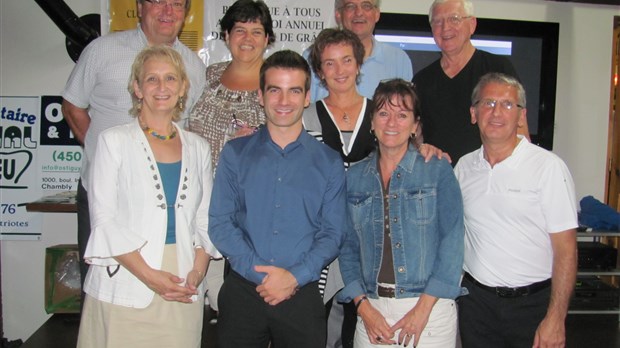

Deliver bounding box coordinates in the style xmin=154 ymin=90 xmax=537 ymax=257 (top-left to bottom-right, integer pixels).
xmin=201 ymin=0 xmax=336 ymax=65
xmin=0 ymin=96 xmax=81 ymax=241
xmin=101 ymin=0 xmax=337 ymax=65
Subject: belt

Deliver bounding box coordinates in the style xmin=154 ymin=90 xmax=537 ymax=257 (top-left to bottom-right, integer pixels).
xmin=464 ymin=272 xmax=551 ymax=298
xmin=377 ymin=285 xmax=395 ymax=298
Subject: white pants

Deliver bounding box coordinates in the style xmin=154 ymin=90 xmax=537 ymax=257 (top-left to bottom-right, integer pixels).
xmin=354 ymin=297 xmax=457 ymax=348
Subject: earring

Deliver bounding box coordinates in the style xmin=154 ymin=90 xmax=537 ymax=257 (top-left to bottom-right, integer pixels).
xmin=178 ymin=96 xmax=185 ymax=111
xmin=137 ymin=98 xmax=143 ymax=112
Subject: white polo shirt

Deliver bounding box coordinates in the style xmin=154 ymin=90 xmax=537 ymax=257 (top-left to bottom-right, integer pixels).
xmin=455 ymin=136 xmax=578 ymax=287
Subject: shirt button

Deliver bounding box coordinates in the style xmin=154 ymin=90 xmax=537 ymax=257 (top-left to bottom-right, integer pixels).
xmin=392 ymin=194 xmax=398 ymax=199
xmin=396 ymin=173 xmax=401 ymax=178
xmin=399 ymin=289 xmax=405 ymax=294
xmin=270 ymin=259 xmax=275 ymax=263
xmin=275 ymin=204 xmax=281 ymax=208
xmin=395 ymin=242 xmax=401 ymax=248
xmin=393 ymin=217 xmax=398 ymax=223
xmin=277 ymin=178 xmax=282 ymax=182
xmin=397 ymin=266 xmax=405 ymax=273
xmin=274 ymin=230 xmax=279 ymax=235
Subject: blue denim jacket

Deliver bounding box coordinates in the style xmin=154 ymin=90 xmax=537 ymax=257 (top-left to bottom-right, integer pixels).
xmin=338 ymin=145 xmax=465 ymax=303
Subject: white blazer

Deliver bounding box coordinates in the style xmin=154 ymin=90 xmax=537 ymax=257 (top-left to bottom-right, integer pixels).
xmin=84 ymin=118 xmax=221 ymax=308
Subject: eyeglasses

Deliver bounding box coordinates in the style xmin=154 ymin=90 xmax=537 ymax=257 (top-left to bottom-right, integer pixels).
xmin=341 ymin=1 xmax=376 ymax=13
xmin=474 ymin=99 xmax=524 ymax=110
xmin=143 ymin=0 xmax=186 ymax=11
xmin=430 ymin=15 xmax=472 ymax=27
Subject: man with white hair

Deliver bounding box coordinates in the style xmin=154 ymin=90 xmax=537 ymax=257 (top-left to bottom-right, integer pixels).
xmin=414 ymin=0 xmax=528 ymax=165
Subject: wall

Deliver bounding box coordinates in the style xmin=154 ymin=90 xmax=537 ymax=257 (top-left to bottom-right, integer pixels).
xmin=1 ymin=0 xmax=617 ymax=341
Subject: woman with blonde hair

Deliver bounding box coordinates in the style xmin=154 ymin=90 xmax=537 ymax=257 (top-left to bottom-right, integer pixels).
xmin=77 ymin=45 xmax=220 ymax=348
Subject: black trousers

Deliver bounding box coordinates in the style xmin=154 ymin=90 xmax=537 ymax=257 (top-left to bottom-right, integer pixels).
xmin=77 ymin=180 xmax=90 ymax=306
xmin=458 ymin=275 xmax=551 ymax=348
xmin=218 ymin=271 xmax=326 ymax=348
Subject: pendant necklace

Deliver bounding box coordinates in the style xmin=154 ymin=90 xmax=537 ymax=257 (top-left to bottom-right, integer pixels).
xmin=326 ymin=100 xmax=356 ymax=125
xmin=342 ymin=112 xmax=350 ymax=124
xmin=139 ymin=118 xmax=177 ymax=140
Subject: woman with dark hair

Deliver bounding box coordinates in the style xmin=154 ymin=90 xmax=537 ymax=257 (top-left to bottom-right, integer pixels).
xmin=304 ymin=28 xmax=374 ymax=169
xmin=188 ymin=0 xmax=274 ymax=313
xmin=339 ymin=79 xmax=464 ymax=348
xmin=189 ymin=0 xmax=274 ymax=169
xmin=303 ymin=27 xmax=375 ymax=348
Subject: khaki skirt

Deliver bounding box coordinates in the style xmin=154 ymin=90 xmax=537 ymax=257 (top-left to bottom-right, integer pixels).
xmin=77 ymin=244 xmax=204 ymax=348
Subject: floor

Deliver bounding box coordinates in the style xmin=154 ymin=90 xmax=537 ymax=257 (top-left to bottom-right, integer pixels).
xmin=18 ymin=309 xmax=620 ymax=347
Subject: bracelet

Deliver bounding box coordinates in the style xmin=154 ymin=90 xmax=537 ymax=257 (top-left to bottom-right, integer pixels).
xmin=355 ymin=295 xmax=368 ymax=310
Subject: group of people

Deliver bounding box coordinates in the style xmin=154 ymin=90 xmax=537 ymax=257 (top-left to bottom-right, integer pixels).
xmin=61 ymin=0 xmax=578 ymax=347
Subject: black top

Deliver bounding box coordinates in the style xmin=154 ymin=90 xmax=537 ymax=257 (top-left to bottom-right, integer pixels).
xmin=413 ymin=49 xmax=518 ymax=165
xmin=313 ymin=99 xmax=376 ymax=168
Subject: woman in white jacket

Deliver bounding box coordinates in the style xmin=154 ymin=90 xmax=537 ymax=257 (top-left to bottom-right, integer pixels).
xmin=77 ymin=45 xmax=220 ymax=348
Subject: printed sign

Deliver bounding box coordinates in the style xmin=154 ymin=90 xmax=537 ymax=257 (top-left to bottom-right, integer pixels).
xmin=101 ymin=0 xmax=336 ymax=65
xmin=0 ymin=96 xmax=82 ymax=240
xmin=0 ymin=97 xmax=43 ymax=240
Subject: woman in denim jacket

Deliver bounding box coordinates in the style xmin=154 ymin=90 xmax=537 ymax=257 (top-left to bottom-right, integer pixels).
xmin=338 ymin=79 xmax=464 ymax=348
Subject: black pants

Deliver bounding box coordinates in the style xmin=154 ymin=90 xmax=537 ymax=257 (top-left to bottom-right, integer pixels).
xmin=77 ymin=180 xmax=90 ymax=307
xmin=218 ymin=271 xmax=326 ymax=348
xmin=458 ymin=275 xmax=551 ymax=348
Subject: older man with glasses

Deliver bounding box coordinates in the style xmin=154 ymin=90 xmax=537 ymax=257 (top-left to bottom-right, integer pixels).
xmin=413 ymin=0 xmax=528 ymax=165
xmin=455 ymin=72 xmax=577 ymax=348
xmin=62 ymin=0 xmax=206 ymax=305
xmin=306 ymin=0 xmax=413 ymax=102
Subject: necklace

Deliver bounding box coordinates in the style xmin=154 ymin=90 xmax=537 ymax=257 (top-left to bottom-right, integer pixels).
xmin=139 ymin=118 xmax=177 ymax=140
xmin=325 ymin=97 xmax=362 ymax=126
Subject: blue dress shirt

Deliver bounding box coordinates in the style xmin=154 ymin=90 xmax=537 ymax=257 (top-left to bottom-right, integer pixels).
xmin=208 ymin=126 xmax=347 ymax=287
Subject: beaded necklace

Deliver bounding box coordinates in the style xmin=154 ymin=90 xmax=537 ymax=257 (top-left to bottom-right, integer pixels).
xmin=139 ymin=118 xmax=177 ymax=140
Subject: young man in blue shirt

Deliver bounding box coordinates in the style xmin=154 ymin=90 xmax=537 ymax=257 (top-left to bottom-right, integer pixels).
xmin=209 ymin=50 xmax=347 ymax=348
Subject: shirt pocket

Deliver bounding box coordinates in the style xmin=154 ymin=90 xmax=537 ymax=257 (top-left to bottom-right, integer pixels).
xmin=404 ymin=188 xmax=437 ymax=225
xmin=347 ymin=192 xmax=373 ymax=229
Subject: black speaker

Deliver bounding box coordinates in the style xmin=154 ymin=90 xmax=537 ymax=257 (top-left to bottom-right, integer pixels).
xmin=578 ymin=241 xmax=618 ymax=270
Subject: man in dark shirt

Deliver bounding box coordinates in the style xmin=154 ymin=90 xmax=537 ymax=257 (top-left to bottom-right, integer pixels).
xmin=208 ymin=50 xmax=347 ymax=348
xmin=414 ymin=0 xmax=527 ymax=164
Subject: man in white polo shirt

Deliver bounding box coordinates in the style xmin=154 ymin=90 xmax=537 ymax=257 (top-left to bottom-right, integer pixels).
xmin=455 ymin=72 xmax=577 ymax=348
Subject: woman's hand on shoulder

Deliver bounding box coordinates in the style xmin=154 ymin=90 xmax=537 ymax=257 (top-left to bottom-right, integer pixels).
xmin=419 ymin=143 xmax=452 ymax=163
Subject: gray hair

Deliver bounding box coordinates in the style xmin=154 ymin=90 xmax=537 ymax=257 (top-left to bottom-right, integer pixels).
xmin=335 ymin=0 xmax=381 ymax=10
xmin=137 ymin=0 xmax=192 ymax=11
xmin=471 ymin=72 xmax=526 ymax=108
xmin=429 ymin=0 xmax=473 ymax=23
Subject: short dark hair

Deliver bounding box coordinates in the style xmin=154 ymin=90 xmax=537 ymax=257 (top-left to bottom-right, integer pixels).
xmin=372 ymin=79 xmax=422 ymax=147
xmin=308 ymin=28 xmax=365 ymax=86
xmin=220 ymin=0 xmax=275 ymax=46
xmin=260 ymin=50 xmax=311 ymax=92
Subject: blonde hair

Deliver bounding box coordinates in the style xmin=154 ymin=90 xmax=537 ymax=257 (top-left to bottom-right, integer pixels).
xmin=128 ymin=45 xmax=189 ymax=121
